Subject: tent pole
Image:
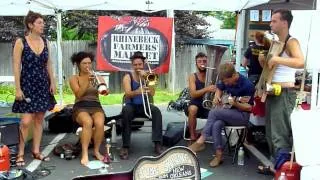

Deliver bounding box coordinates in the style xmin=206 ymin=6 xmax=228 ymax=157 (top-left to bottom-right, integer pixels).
xmin=235 ymin=10 xmax=246 ymax=71
xmin=167 ymin=9 xmax=175 ymax=93
xmin=311 ymin=69 xmax=319 ymax=110
xmin=56 ymin=12 xmax=63 ymax=105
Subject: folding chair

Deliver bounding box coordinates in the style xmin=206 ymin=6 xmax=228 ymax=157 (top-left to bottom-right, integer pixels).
xmin=223 ymin=126 xmax=247 ymax=164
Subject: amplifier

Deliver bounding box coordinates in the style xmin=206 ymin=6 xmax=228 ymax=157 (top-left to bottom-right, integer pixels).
xmin=0 ymin=118 xmax=20 ymax=146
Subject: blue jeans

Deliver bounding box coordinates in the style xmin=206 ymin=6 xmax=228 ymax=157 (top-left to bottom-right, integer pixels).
xmin=202 ymin=108 xmax=250 ymax=150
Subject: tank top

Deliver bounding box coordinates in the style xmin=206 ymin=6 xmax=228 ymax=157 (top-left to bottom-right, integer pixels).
xmin=272 ymin=37 xmax=296 ymax=83
xmin=125 ymin=73 xmax=144 ymax=105
xmin=75 ymin=76 xmax=99 ymax=103
xmin=190 ymin=73 xmax=205 ymax=106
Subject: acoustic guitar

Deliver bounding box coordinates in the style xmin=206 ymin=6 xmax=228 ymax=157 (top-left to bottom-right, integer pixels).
xmin=213 ymin=92 xmax=251 ymax=109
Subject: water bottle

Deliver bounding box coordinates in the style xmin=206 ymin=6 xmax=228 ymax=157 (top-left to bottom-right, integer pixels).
xmin=111 ymin=120 xmax=117 ymax=145
xmin=237 ymin=147 xmax=244 ymax=166
xmin=106 ymin=138 xmax=114 ymax=161
xmin=106 ymin=138 xmax=111 ymax=156
xmin=278 ymin=172 xmax=288 ymax=180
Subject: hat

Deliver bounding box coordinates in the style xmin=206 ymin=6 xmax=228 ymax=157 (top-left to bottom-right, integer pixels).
xmin=130 ymin=51 xmax=146 ymax=60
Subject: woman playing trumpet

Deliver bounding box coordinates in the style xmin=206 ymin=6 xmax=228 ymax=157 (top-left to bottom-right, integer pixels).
xmin=69 ymin=51 xmax=109 ymax=165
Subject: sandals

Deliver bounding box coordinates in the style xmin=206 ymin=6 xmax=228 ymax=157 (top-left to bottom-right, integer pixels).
xmin=16 ymin=152 xmax=49 ymax=166
xmin=32 ymin=152 xmax=50 ymax=161
xmin=257 ymin=165 xmax=274 ymax=176
xmin=16 ymin=154 xmax=25 ymax=167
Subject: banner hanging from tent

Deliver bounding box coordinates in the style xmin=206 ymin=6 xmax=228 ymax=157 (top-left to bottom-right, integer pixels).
xmin=97 ymin=16 xmax=173 ymax=73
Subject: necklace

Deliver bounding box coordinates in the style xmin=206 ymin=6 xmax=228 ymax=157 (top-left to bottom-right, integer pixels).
xmin=27 ymin=36 xmax=43 ymax=55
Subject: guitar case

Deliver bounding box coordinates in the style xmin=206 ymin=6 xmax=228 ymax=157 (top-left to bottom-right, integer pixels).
xmin=72 ymin=146 xmax=201 ymax=180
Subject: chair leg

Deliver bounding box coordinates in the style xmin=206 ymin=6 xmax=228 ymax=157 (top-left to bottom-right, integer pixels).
xmin=223 ymin=128 xmax=232 ymax=155
xmin=232 ymin=128 xmax=247 ymax=164
xmin=232 ymin=129 xmax=242 ymax=164
xmin=183 ymin=117 xmax=189 ymax=141
xmin=232 ymin=138 xmax=239 ymax=164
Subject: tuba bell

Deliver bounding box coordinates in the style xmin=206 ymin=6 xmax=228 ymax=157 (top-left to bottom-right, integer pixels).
xmin=202 ymin=45 xmax=228 ymax=109
xmin=88 ymin=68 xmax=108 ymax=95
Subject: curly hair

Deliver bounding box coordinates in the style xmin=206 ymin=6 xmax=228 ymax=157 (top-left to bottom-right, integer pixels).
xmin=129 ymin=51 xmax=146 ymax=63
xmin=70 ymin=51 xmax=95 ymax=66
xmin=24 ymin=11 xmax=43 ymax=31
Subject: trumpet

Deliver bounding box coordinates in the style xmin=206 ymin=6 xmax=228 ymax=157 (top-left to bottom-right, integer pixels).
xmin=137 ymin=59 xmax=158 ymax=119
xmin=88 ymin=68 xmax=108 ymax=95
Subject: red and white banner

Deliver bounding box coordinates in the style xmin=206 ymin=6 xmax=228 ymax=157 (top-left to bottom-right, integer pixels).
xmin=96 ymin=16 xmax=173 ymax=74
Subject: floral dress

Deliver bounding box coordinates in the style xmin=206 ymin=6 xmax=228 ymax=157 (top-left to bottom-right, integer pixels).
xmin=12 ymin=37 xmax=56 ymax=113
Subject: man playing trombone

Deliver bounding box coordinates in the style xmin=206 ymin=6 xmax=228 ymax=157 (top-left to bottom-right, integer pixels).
xmin=120 ymin=51 xmax=163 ymax=160
xmin=186 ymin=52 xmax=216 ymax=141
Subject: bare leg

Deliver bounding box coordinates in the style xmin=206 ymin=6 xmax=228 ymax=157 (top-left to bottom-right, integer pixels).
xmin=17 ymin=113 xmax=33 ymax=166
xmin=32 ymin=112 xmax=45 ymax=154
xmin=188 ymin=105 xmax=199 ymax=140
xmin=76 ymin=112 xmax=93 ymax=166
xmin=31 ymin=112 xmax=49 ymax=161
xmin=196 ymin=135 xmax=206 ymax=144
xmin=92 ymin=111 xmax=105 ymax=161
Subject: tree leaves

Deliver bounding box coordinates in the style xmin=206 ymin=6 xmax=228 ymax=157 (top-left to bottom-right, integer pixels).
xmin=200 ymin=11 xmax=237 ymax=29
xmin=0 ymin=10 xmax=209 ymax=49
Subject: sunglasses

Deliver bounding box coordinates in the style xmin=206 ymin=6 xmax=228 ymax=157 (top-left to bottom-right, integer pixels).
xmin=196 ymin=60 xmax=207 ymax=63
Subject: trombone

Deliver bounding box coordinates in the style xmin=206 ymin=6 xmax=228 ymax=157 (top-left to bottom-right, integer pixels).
xmin=137 ymin=59 xmax=158 ymax=119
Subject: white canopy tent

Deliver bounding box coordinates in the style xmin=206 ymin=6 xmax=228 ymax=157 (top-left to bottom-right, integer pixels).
xmin=0 ymin=0 xmax=269 ymax=104
xmin=0 ymin=0 xmax=270 ymax=13
xmin=291 ymin=10 xmax=320 ymax=110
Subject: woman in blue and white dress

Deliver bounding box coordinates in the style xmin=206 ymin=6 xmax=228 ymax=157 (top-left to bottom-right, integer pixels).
xmin=12 ymin=11 xmax=56 ymax=166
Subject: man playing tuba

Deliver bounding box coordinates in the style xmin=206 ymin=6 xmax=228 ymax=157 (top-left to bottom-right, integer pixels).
xmin=186 ymin=52 xmax=216 ymax=141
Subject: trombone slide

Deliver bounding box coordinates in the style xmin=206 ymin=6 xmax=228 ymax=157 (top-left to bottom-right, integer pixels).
xmin=139 ymin=77 xmax=152 ymax=119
